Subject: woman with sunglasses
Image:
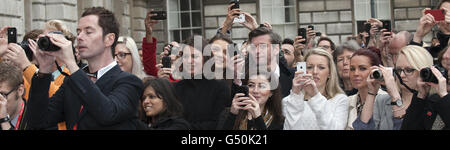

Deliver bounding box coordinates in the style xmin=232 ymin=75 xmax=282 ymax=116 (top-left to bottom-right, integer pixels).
xmin=353 ymin=45 xmax=434 ymax=130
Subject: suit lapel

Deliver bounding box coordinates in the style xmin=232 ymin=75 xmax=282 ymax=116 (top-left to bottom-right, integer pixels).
xmin=76 ymin=65 xmax=121 ymax=127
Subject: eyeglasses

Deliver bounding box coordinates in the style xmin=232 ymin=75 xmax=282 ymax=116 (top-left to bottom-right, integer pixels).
xmin=0 ymin=86 xmax=19 ymax=99
xmin=394 ymin=67 xmax=417 ymax=76
xmin=114 ymin=53 xmax=132 ymax=60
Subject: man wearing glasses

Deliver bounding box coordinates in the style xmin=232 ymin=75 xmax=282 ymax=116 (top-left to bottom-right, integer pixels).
xmin=0 ymin=62 xmax=27 ymax=130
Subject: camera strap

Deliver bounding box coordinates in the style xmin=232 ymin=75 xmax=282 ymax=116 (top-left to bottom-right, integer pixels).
xmin=55 ymin=61 xmax=70 ymax=77
xmin=394 ymin=70 xmax=417 ymax=94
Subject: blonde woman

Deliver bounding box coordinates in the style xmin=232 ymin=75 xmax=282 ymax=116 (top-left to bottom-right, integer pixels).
xmin=115 ymin=36 xmax=147 ymax=79
xmin=283 ymin=48 xmax=349 ymax=130
xmin=353 ymin=45 xmax=434 ymax=130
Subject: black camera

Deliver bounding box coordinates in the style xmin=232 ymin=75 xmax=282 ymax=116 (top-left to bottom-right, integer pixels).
xmin=37 ymin=31 xmax=63 ymax=51
xmin=370 ymin=68 xmax=393 ymax=81
xmin=229 ymin=0 xmax=240 ymax=10
xmin=150 ymin=11 xmax=167 ymax=20
xmin=420 ymin=65 xmax=448 ymax=84
xmin=19 ymin=40 xmax=34 ymax=61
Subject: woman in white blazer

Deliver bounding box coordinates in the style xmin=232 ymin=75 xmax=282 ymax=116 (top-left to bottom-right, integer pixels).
xmin=283 ymin=48 xmax=349 ymax=130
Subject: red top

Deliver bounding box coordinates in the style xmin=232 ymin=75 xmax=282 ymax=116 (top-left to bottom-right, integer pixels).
xmin=142 ymin=37 xmax=158 ymax=77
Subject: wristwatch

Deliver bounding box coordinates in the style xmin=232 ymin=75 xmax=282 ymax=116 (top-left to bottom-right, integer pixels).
xmin=391 ymin=99 xmax=403 ymax=107
xmin=0 ymin=115 xmax=10 ymax=124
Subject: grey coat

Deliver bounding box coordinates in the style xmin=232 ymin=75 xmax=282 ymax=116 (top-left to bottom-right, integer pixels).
xmin=353 ymin=93 xmax=403 ymax=130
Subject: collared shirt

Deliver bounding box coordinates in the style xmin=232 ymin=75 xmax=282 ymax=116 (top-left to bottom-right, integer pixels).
xmin=97 ymin=61 xmax=117 ymax=80
xmin=52 ymin=66 xmax=64 ymax=81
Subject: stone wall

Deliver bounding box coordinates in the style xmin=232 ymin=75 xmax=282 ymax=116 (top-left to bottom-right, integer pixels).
xmin=298 ymin=0 xmax=353 ymax=44
xmin=393 ymin=0 xmax=439 ymax=43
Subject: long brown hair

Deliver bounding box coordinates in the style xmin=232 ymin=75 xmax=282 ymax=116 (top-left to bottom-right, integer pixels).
xmin=233 ymin=72 xmax=284 ymax=129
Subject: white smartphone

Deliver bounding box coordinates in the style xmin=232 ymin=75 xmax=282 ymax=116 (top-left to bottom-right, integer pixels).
xmin=296 ymin=62 xmax=306 ymax=75
xmin=233 ymin=14 xmax=245 ymax=23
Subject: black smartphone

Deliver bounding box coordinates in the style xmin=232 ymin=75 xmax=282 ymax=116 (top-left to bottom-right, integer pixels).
xmin=298 ymin=28 xmax=307 ymax=44
xmin=382 ymin=21 xmax=391 ymax=32
xmin=7 ymin=27 xmax=17 ymax=44
xmin=150 ymin=11 xmax=167 ymax=20
xmin=308 ymin=25 xmax=314 ymax=30
xmin=162 ymin=56 xmax=171 ymax=68
xmin=229 ymin=0 xmax=240 ymax=10
xmin=364 ymin=23 xmax=371 ymax=33
xmin=236 ymin=85 xmax=249 ymax=97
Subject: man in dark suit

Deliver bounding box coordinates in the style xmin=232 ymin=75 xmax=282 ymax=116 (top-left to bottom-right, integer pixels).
xmin=26 ymin=7 xmax=143 ymax=130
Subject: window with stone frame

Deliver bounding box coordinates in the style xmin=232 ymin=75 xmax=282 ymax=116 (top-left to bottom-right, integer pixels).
xmin=167 ymin=0 xmax=202 ymax=43
xmin=259 ymin=0 xmax=297 ymax=39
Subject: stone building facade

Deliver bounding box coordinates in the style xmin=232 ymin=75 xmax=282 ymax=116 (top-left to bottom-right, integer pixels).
xmin=0 ymin=0 xmax=442 ymax=55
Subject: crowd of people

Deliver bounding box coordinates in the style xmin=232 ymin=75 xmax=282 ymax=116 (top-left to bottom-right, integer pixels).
xmin=1 ymin=0 xmax=450 ymax=130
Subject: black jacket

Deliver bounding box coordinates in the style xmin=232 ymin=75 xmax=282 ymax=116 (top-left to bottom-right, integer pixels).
xmin=218 ymin=109 xmax=283 ymax=130
xmin=401 ymin=93 xmax=450 ymax=130
xmin=279 ymin=56 xmax=295 ymax=98
xmin=136 ymin=116 xmax=191 ymax=130
xmin=174 ymin=79 xmax=230 ymax=130
xmin=27 ymin=65 xmax=144 ymax=130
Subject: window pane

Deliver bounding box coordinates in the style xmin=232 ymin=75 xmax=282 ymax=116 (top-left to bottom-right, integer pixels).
xmin=261 ymin=8 xmax=272 ymax=23
xmin=181 ymin=12 xmax=191 ymax=28
xmin=193 ymin=29 xmax=202 ymax=35
xmin=191 ymin=0 xmax=201 ymax=11
xmin=192 ymin=12 xmax=202 ymax=27
xmin=285 ymin=7 xmax=295 ymax=23
xmin=171 ymin=30 xmax=181 ymax=43
xmin=168 ymin=0 xmax=179 ymax=12
xmin=182 ymin=30 xmax=192 ymax=41
xmin=284 ymin=0 xmax=295 ymax=6
xmin=180 ymin=0 xmax=190 ymax=11
xmin=169 ymin=12 xmax=180 ymax=29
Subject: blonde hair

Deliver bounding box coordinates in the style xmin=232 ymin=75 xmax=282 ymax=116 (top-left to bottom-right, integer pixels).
xmin=304 ymin=48 xmax=344 ymax=99
xmin=398 ymin=45 xmax=435 ymax=93
xmin=399 ymin=45 xmax=434 ymax=71
xmin=44 ymin=20 xmax=76 ymax=42
xmin=117 ymin=36 xmax=145 ymax=79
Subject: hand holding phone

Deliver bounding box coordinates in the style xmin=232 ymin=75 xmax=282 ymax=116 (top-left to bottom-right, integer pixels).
xmin=150 ymin=11 xmax=167 ymax=20
xmin=425 ymin=9 xmax=446 ymax=21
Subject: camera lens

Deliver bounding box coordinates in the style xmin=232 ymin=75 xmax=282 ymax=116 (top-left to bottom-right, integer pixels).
xmin=371 ymin=69 xmax=383 ymax=81
xmin=420 ymin=67 xmax=434 ymax=83
xmin=38 ymin=36 xmax=60 ymax=51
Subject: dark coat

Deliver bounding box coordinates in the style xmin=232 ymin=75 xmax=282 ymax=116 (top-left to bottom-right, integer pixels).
xmin=401 ymin=93 xmax=450 ymax=130
xmin=174 ymin=79 xmax=230 ymax=130
xmin=136 ymin=116 xmax=191 ymax=130
xmin=27 ymin=65 xmax=144 ymax=130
